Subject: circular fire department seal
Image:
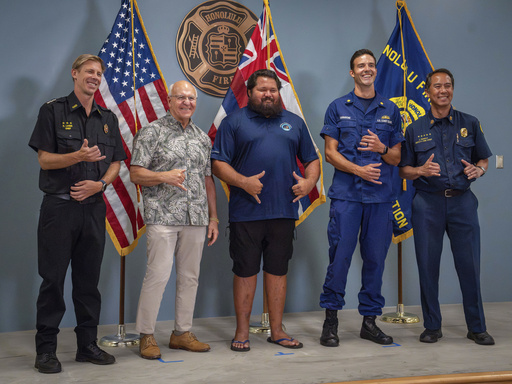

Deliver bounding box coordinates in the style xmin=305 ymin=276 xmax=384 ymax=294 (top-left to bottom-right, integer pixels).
xmin=176 ymin=0 xmax=258 ymax=97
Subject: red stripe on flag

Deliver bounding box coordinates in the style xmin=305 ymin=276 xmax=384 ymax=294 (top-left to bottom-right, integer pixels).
xmin=138 ymin=86 xmax=158 ymax=123
xmin=112 ymin=176 xmax=138 ymax=239
xmin=154 ymin=79 xmax=169 ymax=111
xmin=104 ymin=195 xmax=130 ymax=249
xmin=230 ymin=71 xmax=249 ymax=108
xmin=94 ymin=90 xmax=108 ymax=109
xmin=118 ymin=101 xmax=137 ymax=137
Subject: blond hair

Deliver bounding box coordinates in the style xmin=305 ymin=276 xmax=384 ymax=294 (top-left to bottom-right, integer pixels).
xmin=72 ymin=54 xmax=106 ymax=74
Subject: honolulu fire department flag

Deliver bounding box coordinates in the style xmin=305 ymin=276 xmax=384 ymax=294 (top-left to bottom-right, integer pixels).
xmin=375 ymin=0 xmax=434 ymax=243
xmin=208 ymin=0 xmax=326 ymax=225
xmin=95 ymin=0 xmax=169 ymax=255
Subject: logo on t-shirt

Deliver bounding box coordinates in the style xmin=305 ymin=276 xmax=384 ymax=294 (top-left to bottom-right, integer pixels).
xmin=280 ymin=122 xmax=292 ymax=131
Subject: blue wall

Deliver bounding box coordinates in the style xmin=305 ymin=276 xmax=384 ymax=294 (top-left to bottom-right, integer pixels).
xmin=1 ymin=0 xmax=510 ymax=333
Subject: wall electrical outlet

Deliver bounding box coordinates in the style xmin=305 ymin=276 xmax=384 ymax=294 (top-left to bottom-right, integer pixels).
xmin=496 ymin=155 xmax=504 ymax=169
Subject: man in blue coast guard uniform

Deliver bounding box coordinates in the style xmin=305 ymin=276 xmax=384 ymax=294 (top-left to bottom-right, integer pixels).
xmin=319 ymin=49 xmax=404 ymax=347
xmin=399 ymin=68 xmax=494 ymax=345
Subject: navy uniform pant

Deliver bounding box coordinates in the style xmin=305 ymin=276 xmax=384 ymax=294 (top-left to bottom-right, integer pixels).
xmin=35 ymin=195 xmax=106 ymax=353
xmin=320 ymin=199 xmax=393 ymax=315
xmin=412 ymin=190 xmax=486 ymax=333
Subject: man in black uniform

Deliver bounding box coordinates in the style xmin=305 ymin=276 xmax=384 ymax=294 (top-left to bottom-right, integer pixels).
xmin=399 ymin=68 xmax=494 ymax=345
xmin=29 ymin=54 xmax=126 ymax=373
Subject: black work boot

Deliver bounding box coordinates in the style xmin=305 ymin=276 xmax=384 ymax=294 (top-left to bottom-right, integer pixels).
xmin=360 ymin=315 xmax=393 ymax=345
xmin=320 ymin=309 xmax=339 ymax=347
xmin=35 ymin=352 xmax=61 ymax=374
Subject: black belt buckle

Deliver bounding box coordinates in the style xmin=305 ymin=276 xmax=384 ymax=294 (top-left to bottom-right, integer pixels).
xmin=443 ymin=189 xmax=463 ymax=198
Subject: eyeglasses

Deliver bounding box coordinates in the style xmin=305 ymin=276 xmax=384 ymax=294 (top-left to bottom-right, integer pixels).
xmin=169 ymin=95 xmax=197 ymax=102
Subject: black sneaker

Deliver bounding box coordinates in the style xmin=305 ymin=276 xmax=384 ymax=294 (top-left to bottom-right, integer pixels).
xmin=467 ymin=331 xmax=495 ymax=346
xmin=76 ymin=341 xmax=115 ymax=365
xmin=35 ymin=352 xmax=61 ymax=374
xmin=419 ymin=328 xmax=442 ymax=343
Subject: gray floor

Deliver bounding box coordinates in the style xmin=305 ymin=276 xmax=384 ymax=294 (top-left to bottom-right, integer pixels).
xmin=1 ymin=303 xmax=511 ymax=384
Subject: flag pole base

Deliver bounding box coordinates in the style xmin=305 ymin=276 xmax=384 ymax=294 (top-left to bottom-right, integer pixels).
xmin=99 ymin=324 xmax=140 ymax=347
xmin=250 ymin=312 xmax=270 ymax=334
xmin=249 ymin=313 xmax=286 ymax=334
xmin=380 ymin=304 xmax=420 ymax=324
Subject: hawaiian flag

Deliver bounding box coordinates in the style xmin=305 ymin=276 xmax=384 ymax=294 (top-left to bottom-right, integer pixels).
xmin=375 ymin=0 xmax=434 ymax=243
xmin=95 ymin=0 xmax=169 ymax=255
xmin=208 ymin=0 xmax=326 ymax=225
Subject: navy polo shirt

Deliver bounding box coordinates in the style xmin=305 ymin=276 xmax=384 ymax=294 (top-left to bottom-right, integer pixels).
xmin=400 ymin=107 xmax=492 ymax=192
xmin=321 ymin=91 xmax=404 ymax=203
xmin=211 ymin=106 xmax=318 ymax=222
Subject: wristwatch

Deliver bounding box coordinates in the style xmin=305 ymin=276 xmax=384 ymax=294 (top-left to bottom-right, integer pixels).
xmin=100 ymin=179 xmax=107 ymax=192
xmin=379 ymin=145 xmax=388 ymax=155
xmin=477 ymin=166 xmax=486 ymax=176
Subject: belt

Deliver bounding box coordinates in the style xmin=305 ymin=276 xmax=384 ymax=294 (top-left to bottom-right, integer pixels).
xmin=431 ymin=189 xmax=467 ymax=198
xmin=48 ymin=193 xmax=102 ymax=204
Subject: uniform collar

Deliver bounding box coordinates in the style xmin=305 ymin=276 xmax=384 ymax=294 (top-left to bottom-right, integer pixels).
xmin=345 ymin=90 xmax=386 ymax=112
xmin=67 ymin=91 xmax=100 ymax=115
xmin=427 ymin=106 xmax=455 ymax=128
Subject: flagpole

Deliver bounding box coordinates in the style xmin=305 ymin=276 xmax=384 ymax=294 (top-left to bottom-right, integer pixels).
xmin=381 ymin=242 xmax=420 ymax=324
xmin=99 ymin=254 xmax=140 ymax=347
xmin=250 ymin=0 xmax=271 ymax=334
xmin=249 ymin=0 xmax=284 ymax=335
xmin=99 ymin=0 xmax=140 ymax=347
xmin=379 ymin=0 xmax=419 ymax=325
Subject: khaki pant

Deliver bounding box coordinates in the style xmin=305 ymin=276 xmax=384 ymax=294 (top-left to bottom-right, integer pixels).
xmin=136 ymin=224 xmax=206 ymax=334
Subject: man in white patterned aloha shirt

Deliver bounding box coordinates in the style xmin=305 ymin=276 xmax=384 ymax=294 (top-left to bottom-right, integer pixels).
xmin=130 ymin=80 xmax=219 ymax=359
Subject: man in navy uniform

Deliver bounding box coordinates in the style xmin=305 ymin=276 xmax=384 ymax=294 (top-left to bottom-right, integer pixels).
xmin=319 ymin=49 xmax=403 ymax=347
xmin=399 ymin=68 xmax=494 ymax=345
xmin=29 ymin=54 xmax=126 ymax=373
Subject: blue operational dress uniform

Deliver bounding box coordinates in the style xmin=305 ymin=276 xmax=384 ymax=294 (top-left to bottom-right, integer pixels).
xmin=319 ymin=91 xmax=403 ymax=315
xmin=400 ymin=107 xmax=492 ymax=333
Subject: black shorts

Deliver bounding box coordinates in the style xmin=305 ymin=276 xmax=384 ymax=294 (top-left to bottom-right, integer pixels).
xmin=229 ymin=219 xmax=295 ymax=277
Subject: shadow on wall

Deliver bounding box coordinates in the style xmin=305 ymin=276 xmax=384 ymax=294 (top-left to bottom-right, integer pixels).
xmin=0 ymin=0 xmax=113 ymax=333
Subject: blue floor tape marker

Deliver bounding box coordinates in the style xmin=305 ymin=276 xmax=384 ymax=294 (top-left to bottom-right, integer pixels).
xmin=275 ymin=351 xmax=294 ymax=356
xmin=158 ymin=358 xmax=184 ymax=363
xmin=383 ymin=342 xmax=401 ymax=348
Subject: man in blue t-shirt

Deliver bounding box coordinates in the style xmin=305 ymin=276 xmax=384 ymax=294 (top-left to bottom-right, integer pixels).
xmin=212 ymin=69 xmax=320 ymax=352
xmin=319 ymin=49 xmax=404 ymax=347
xmin=399 ymin=68 xmax=494 ymax=346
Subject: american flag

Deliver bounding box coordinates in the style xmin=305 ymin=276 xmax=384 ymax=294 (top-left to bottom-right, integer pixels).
xmin=208 ymin=0 xmax=326 ymax=225
xmin=95 ymin=0 xmax=169 ymax=255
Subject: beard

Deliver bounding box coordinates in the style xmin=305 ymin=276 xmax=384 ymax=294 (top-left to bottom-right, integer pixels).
xmin=248 ymin=97 xmax=282 ymax=118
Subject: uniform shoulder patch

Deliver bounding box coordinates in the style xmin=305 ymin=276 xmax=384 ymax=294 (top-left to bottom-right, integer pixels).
xmin=46 ymin=96 xmax=66 ymax=104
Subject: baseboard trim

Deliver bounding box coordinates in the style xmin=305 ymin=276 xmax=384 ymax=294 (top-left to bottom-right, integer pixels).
xmin=331 ymin=371 xmax=512 ymax=384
